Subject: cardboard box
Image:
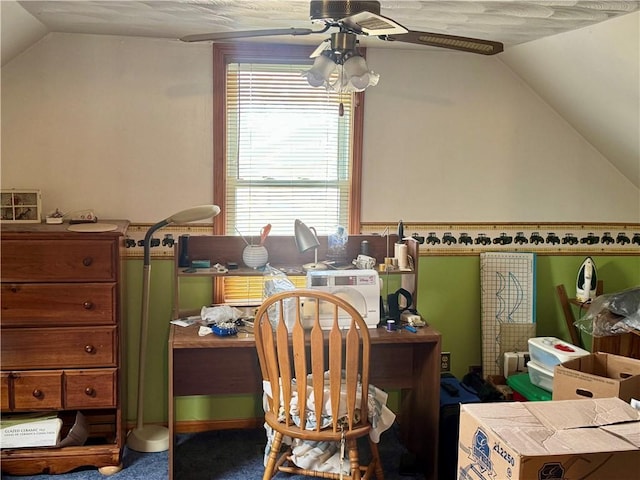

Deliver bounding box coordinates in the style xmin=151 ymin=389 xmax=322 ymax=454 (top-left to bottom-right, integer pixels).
xmin=457 ymin=397 xmax=640 ymax=480
xmin=553 ymin=352 xmax=640 ymax=402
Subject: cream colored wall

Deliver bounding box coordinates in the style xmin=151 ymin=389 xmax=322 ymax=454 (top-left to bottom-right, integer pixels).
xmin=501 ymin=12 xmax=640 ymax=189
xmin=363 ymin=47 xmax=638 ymax=222
xmin=1 ymin=33 xmax=214 ymax=222
xmin=1 ymin=31 xmax=638 ymax=223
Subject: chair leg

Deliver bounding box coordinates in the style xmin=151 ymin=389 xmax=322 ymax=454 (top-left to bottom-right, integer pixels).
xmin=263 ymin=431 xmax=283 ymax=480
xmin=347 ymin=438 xmax=361 ymax=480
xmin=368 ymin=439 xmax=384 ymax=480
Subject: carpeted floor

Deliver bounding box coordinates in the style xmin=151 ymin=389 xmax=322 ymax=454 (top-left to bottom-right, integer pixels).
xmin=1 ymin=423 xmax=427 ymax=479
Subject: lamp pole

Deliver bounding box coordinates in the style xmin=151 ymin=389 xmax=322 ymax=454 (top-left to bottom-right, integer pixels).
xmin=127 ymin=205 xmax=220 ymax=453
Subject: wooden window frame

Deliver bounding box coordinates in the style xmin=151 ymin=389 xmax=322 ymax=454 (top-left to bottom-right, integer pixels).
xmin=212 ymin=42 xmax=364 ymax=236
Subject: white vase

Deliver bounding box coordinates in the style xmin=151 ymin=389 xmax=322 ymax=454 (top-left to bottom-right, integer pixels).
xmin=242 ymin=245 xmax=268 ymax=269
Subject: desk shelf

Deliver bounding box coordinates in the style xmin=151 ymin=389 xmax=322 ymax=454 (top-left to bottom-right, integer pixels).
xmin=173 ymin=234 xmax=419 ymax=317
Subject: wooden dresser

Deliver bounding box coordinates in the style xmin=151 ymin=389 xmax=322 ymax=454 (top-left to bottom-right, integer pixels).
xmin=1 ymin=220 xmax=129 ymax=475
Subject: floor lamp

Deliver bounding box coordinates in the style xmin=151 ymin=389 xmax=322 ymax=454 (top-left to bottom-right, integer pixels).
xmin=127 ymin=205 xmax=221 ymax=453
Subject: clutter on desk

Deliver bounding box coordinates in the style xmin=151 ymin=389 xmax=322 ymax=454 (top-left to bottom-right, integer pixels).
xmin=386 ymin=287 xmax=412 ymax=321
xmin=574 ymin=286 xmax=640 ymax=337
xmin=259 ymin=223 xmax=271 ymax=246
xmin=327 ymin=224 xmax=348 ymax=266
xmin=201 ymin=305 xmax=244 ymax=324
xmin=306 ymin=269 xmax=381 ymax=329
xmin=242 ymin=244 xmax=268 ymax=269
xmin=170 ymin=315 xmax=202 ymax=327
xmin=199 ymin=323 xmax=239 ymax=337
xmin=263 ymin=264 xmax=297 ymax=331
xmin=352 ymin=254 xmax=375 ymax=270
xmin=174 ymin=305 xmax=249 ymax=334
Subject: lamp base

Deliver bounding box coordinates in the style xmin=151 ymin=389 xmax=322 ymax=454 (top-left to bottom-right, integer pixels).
xmin=303 ymin=262 xmax=328 ymax=271
xmin=127 ymin=425 xmax=170 ymax=452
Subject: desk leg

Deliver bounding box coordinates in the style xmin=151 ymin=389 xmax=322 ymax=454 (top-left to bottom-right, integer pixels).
xmin=168 ymin=341 xmax=174 ymax=480
xmin=399 ymin=341 xmax=440 ymax=480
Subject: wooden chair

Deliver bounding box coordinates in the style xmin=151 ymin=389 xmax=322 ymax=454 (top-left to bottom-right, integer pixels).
xmin=254 ymin=289 xmax=383 ymax=480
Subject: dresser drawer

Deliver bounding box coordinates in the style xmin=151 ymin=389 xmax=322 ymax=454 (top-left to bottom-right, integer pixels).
xmin=64 ymin=369 xmax=117 ymax=409
xmin=1 ymin=284 xmax=116 ymax=327
xmin=1 ymin=327 xmax=117 ymax=369
xmin=12 ymin=370 xmax=63 ymax=410
xmin=1 ymin=240 xmax=116 ymax=282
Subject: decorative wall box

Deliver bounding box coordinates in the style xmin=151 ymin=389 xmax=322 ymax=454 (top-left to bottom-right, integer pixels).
xmin=1 ymin=189 xmax=42 ymax=223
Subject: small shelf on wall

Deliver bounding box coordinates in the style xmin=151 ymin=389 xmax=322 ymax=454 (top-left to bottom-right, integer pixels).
xmin=1 ymin=189 xmax=42 ymax=223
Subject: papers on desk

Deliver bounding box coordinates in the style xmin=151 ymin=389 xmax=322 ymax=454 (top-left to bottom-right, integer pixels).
xmin=171 ymin=316 xmax=202 ymax=327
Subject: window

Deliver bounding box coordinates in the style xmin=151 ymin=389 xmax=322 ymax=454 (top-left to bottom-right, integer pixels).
xmin=213 ymin=43 xmax=363 ymax=237
xmin=212 ymin=43 xmax=365 ymax=304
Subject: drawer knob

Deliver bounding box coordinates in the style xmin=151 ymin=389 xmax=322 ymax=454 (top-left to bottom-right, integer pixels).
xmin=83 ymin=301 xmax=94 ymax=310
xmin=82 ymin=257 xmax=93 ymax=267
xmin=84 ymin=344 xmax=96 ymax=354
xmin=32 ymin=389 xmax=43 ymax=399
xmin=84 ymin=387 xmax=96 ymax=397
xmin=10 ymin=285 xmax=19 ymax=293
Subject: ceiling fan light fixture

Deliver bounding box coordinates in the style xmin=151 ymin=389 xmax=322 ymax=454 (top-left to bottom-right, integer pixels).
xmin=303 ymin=32 xmax=378 ymax=93
xmin=342 ymin=55 xmax=379 ymax=91
xmin=303 ymin=53 xmax=337 ymax=87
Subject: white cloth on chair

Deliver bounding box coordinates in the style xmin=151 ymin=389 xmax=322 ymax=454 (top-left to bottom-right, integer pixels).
xmin=262 ymin=371 xmax=395 ymax=474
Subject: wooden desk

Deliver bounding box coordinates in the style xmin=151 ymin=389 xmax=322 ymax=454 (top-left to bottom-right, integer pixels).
xmin=169 ymin=324 xmax=441 ymax=480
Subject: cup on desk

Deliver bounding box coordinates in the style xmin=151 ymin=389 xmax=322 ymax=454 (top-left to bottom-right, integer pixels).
xmin=353 ymin=254 xmax=376 ymax=270
xmin=242 ymin=245 xmax=268 ymax=269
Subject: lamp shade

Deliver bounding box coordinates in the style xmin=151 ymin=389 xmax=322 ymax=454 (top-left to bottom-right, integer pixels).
xmin=294 ymin=219 xmax=327 ymax=271
xmin=167 ymin=204 xmax=220 ymax=224
xmin=294 ymin=219 xmax=320 ymax=253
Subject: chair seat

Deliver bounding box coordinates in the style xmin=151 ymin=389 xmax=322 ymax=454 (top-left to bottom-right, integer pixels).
xmin=265 ymin=411 xmax=372 ymax=442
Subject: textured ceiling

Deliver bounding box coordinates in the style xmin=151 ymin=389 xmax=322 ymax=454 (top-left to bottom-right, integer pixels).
xmin=17 ymin=1 xmax=640 ymax=49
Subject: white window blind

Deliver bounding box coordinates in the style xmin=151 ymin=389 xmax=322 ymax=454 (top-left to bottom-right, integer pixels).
xmin=225 ymin=62 xmax=353 ymax=238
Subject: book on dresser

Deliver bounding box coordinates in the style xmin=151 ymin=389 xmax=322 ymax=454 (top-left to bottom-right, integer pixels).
xmin=0 ymin=413 xmax=62 ymax=449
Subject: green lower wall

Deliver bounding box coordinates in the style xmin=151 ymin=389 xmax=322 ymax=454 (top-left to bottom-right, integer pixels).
xmin=124 ymin=255 xmax=640 ymax=425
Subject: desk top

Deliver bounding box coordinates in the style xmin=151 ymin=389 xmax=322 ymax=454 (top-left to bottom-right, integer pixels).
xmin=170 ymin=324 xmax=441 ymax=349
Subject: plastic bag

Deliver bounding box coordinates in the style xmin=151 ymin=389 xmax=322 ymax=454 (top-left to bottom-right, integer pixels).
xmin=263 ymin=264 xmax=297 ymax=331
xmin=574 ymin=286 xmax=640 ymax=337
xmin=200 ymin=305 xmax=243 ymax=324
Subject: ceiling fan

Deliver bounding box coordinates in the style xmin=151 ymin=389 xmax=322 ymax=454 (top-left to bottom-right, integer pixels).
xmin=181 ymin=1 xmax=503 ymax=93
xmin=180 ymin=0 xmax=504 ymax=56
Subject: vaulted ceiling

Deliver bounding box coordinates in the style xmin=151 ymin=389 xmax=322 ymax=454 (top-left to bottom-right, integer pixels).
xmin=2 ymin=1 xmax=639 ymax=188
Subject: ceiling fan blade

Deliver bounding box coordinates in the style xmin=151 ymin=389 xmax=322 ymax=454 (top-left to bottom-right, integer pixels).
xmin=180 ymin=28 xmax=316 ymax=43
xmin=385 ymin=30 xmax=503 ymax=55
xmin=341 ymin=11 xmax=408 ymax=36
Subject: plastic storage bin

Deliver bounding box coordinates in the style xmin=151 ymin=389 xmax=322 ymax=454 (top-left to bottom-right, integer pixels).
xmin=527 ymin=360 xmax=554 ymax=392
xmin=506 ymin=372 xmax=552 ymax=401
xmin=528 ymin=337 xmax=590 ymax=370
